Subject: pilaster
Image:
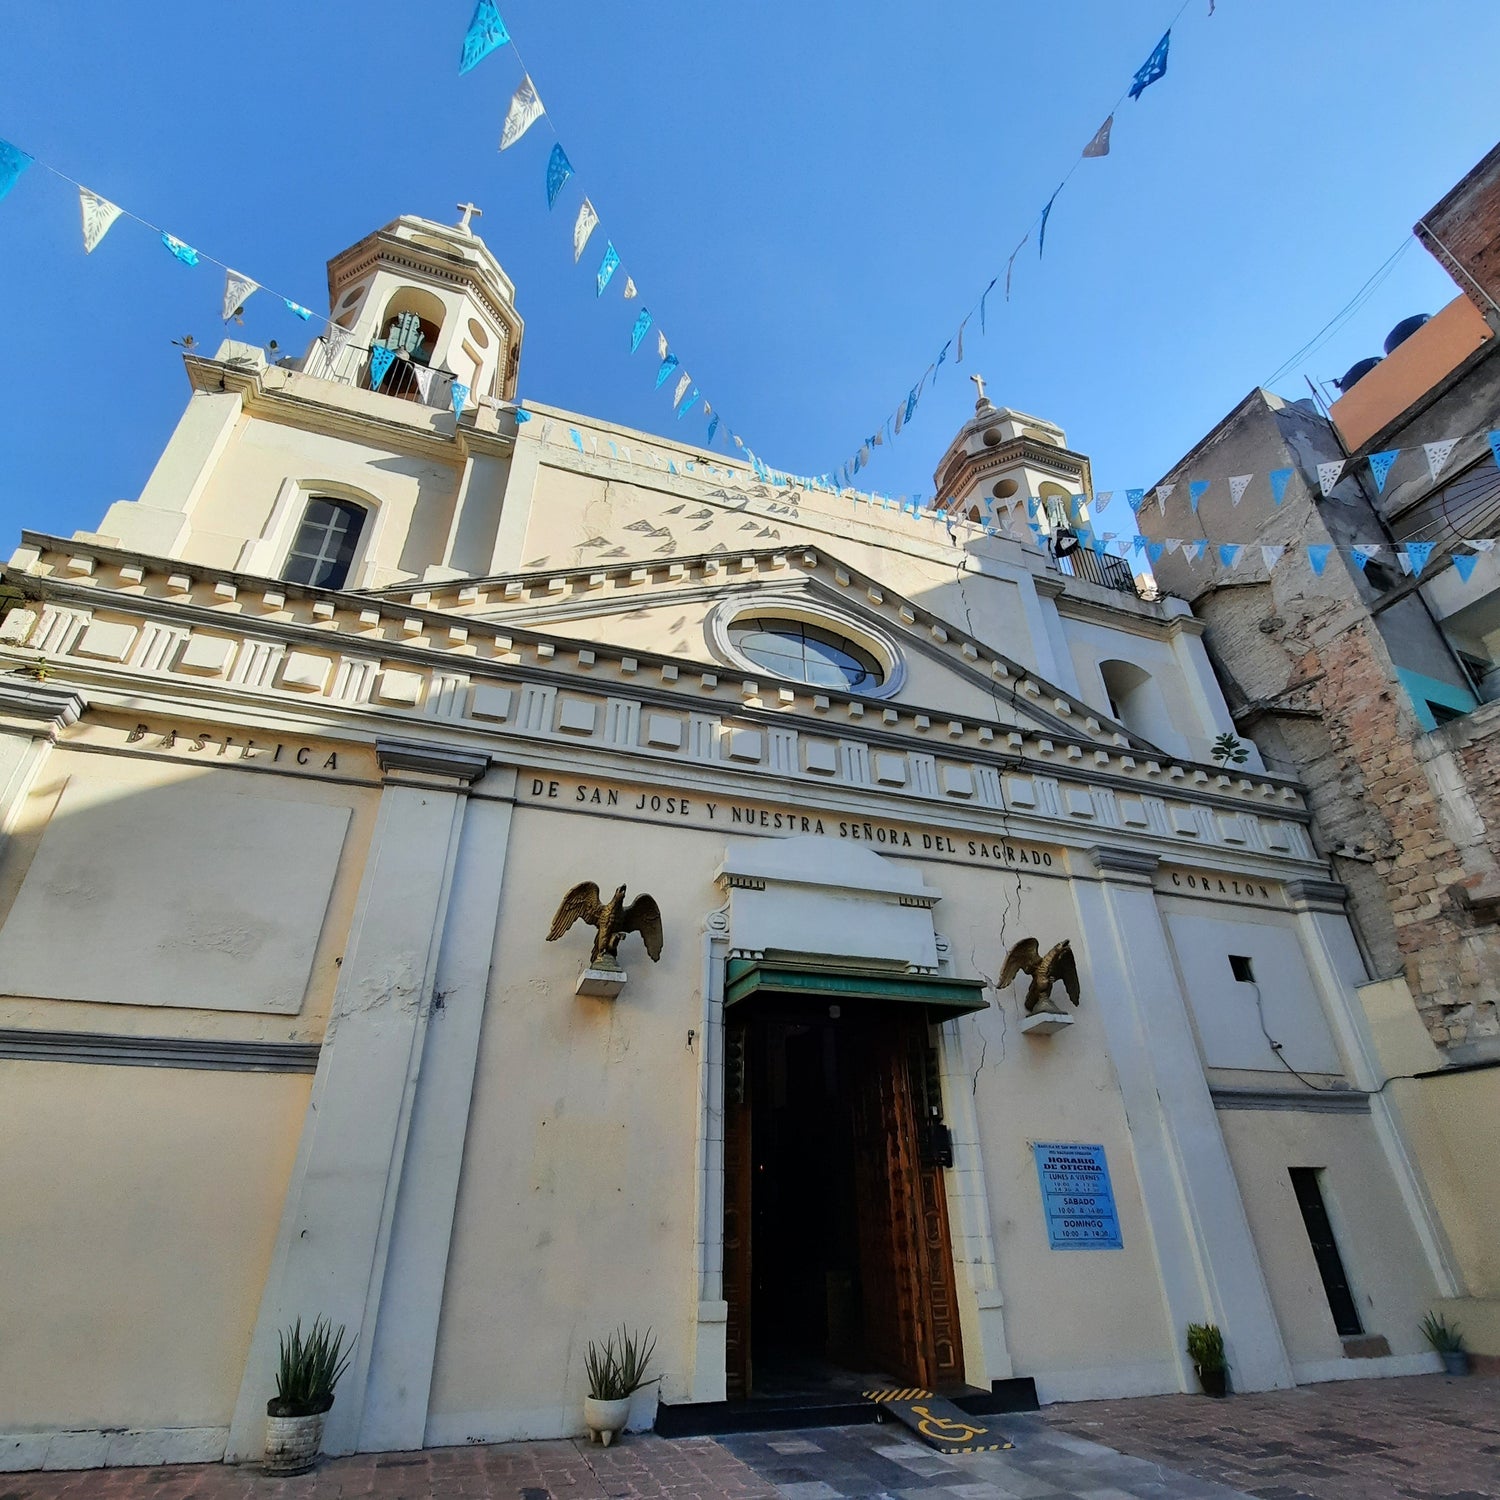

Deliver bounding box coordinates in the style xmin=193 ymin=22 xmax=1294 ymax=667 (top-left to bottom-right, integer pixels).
xmin=1073 ymin=844 xmax=1294 ymax=1391
xmin=228 ymin=737 xmax=491 ymax=1460
xmin=0 ymin=679 xmax=88 ymax=834
xmin=688 ymin=906 xmax=731 ymax=1403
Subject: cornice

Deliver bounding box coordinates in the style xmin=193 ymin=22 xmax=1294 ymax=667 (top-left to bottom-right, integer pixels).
xmin=184 ymin=357 xmax=516 ymax=464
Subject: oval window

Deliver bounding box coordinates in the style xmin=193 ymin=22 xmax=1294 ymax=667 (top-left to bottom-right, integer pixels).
xmin=727 ymin=618 xmax=884 ymax=692
xmin=466 ymin=317 xmax=491 ymax=349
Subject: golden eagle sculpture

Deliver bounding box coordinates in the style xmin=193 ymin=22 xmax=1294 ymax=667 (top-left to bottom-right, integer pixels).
xmin=548 ymin=882 xmax=664 ymax=968
xmin=999 ymin=937 xmax=1081 ymax=1014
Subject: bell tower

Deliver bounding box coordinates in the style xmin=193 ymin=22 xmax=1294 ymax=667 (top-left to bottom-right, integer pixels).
xmin=311 ymin=208 xmax=525 ymax=404
xmin=930 ymin=380 xmax=1095 ymax=544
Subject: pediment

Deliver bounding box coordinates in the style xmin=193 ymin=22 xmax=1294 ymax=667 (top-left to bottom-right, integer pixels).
xmin=373 ymin=546 xmax=1146 ymax=750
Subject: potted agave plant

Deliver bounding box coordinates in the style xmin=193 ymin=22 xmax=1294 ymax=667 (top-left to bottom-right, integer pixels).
xmin=583 ymin=1325 xmax=657 ymax=1447
xmin=1421 ymin=1312 xmax=1470 ymax=1376
xmin=264 ymin=1316 xmax=353 ymax=1476
xmin=1186 ymin=1322 xmax=1229 ymax=1397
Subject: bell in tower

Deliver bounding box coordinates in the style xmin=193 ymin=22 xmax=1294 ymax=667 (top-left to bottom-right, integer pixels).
xmin=310 ymin=206 xmax=525 ymax=409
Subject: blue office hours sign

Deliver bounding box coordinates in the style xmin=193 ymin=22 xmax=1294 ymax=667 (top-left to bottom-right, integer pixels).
xmin=1032 ymin=1142 xmax=1123 ymax=1249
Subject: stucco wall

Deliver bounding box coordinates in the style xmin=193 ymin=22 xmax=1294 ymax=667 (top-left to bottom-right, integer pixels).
xmin=0 ymin=1061 xmax=310 ymax=1433
xmin=1218 ymin=1109 xmax=1441 ymax=1371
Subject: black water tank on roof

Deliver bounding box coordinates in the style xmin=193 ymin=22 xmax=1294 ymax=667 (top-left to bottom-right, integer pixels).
xmin=1384 ymin=313 xmax=1431 ymax=354
xmin=1337 ymin=356 xmax=1382 ymax=392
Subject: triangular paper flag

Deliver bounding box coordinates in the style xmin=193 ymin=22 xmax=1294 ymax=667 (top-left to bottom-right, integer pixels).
xmin=1452 ymin=552 xmax=1478 ymax=583
xmin=499 ymin=75 xmax=545 ymax=151
xmin=1082 ymin=115 xmax=1114 ymax=158
xmin=545 ymin=143 xmax=573 ymax=210
xmin=956 ymin=317 xmax=967 ymax=364
xmin=222 ymin=269 xmax=259 ymax=322
xmin=413 ymin=366 xmax=436 ymax=403
xmin=1423 ymin=440 xmax=1458 ymax=481
xmin=1164 ymin=538 xmax=1182 ymax=554
xmin=1228 ymin=474 xmax=1252 ymax=506
xmin=1218 ymin=544 xmax=1242 ymax=568
xmin=655 ymin=354 xmax=678 ymax=390
xmin=0 ymin=139 xmax=32 ymax=204
xmin=1129 ymin=31 xmax=1170 ymax=99
xmin=1489 ymin=431 xmax=1500 ymax=472
xmin=1269 ymin=468 xmax=1293 ymax=504
xmin=451 ymin=381 xmax=470 ymax=418
xmin=572 ymin=199 xmax=599 ymax=262
xmin=706 ymin=413 xmax=719 ymax=444
xmin=1147 ymin=542 xmax=1166 ymax=564
xmin=630 ymin=307 xmax=652 ymax=354
xmin=161 ymin=233 xmax=199 ymax=267
xmin=459 ymin=0 xmax=510 ymax=73
xmin=321 ymin=323 xmax=353 ymax=369
xmin=1131 ymin=535 xmax=1149 ymax=554
xmin=284 ymin=300 xmax=313 ymax=320
xmin=1155 ymin=483 xmax=1175 ymax=514
xmin=1473 ymin=538 xmax=1496 ymax=551
xmin=1189 ymin=480 xmax=1210 ymax=511
xmin=1368 ymin=450 xmax=1400 ymax=493
xmin=1261 ymin=545 xmax=1286 ymax=571
xmin=673 ymin=372 xmax=692 ymax=406
xmin=1350 ymin=543 xmax=1381 ymax=570
xmin=657 ymin=330 xmax=669 ymax=361
xmin=1095 ymin=491 xmax=1113 ymax=512
xmin=1404 ymin=541 xmax=1435 ymax=575
xmin=1183 ymin=541 xmax=1207 ymax=563
xmin=677 ymin=387 xmax=701 ymax=419
xmin=369 ymin=345 xmax=397 ymax=391
xmin=596 ymin=241 xmax=620 ymax=297
xmin=622 ymin=277 xmax=638 ymax=300
xmin=1127 ymin=489 xmax=1145 ymax=512
xmin=1307 ymin=544 xmax=1331 ymax=575
xmin=78 ymin=186 xmax=122 ymax=253
xmin=1317 ymin=460 xmax=1345 ymax=496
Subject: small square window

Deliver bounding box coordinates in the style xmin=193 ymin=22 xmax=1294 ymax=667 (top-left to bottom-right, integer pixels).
xmin=1229 ymin=955 xmax=1255 ymax=983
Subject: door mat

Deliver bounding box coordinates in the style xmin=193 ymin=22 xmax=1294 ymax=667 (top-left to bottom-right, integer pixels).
xmin=862 ymin=1388 xmax=1014 ymax=1453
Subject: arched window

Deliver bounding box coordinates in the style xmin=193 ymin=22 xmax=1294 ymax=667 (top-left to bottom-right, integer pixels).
xmin=365 ymin=288 xmax=446 ymax=404
xmin=1098 ymin=658 xmax=1177 ymax=750
xmin=281 ymin=498 xmax=367 ymax=589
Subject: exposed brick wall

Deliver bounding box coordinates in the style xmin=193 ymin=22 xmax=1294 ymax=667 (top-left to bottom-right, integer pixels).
xmin=1416 ymin=141 xmax=1500 ymax=326
xmin=1201 ymin=578 xmax=1499 ymax=1050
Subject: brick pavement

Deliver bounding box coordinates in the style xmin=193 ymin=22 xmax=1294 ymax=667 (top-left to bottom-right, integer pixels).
xmin=3 ymin=1375 xmax=1495 ymax=1500
xmin=1043 ymin=1373 xmax=1500 ymax=1500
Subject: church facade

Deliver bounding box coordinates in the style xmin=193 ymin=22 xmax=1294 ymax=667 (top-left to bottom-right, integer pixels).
xmin=0 ymin=213 xmax=1459 ymax=1472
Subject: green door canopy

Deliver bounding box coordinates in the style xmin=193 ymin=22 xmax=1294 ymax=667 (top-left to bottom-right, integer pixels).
xmin=724 ymin=958 xmax=989 ymax=1020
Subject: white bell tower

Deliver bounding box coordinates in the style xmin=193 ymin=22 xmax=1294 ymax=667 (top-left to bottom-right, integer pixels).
xmin=310 ymin=208 xmax=525 ymax=404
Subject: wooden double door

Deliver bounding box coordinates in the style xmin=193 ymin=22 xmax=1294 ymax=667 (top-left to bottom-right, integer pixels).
xmin=722 ymin=1001 xmax=963 ymax=1398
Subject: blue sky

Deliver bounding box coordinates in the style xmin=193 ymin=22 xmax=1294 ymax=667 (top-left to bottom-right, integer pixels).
xmin=0 ymin=1 xmax=1496 ymax=546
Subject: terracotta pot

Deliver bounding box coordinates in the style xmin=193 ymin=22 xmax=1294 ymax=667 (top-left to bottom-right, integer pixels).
xmin=583 ymin=1394 xmax=631 ymax=1446
xmin=264 ymin=1408 xmax=328 ymax=1475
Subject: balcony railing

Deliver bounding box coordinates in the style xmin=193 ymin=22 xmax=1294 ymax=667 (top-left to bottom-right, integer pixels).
xmin=1051 ymin=543 xmax=1146 ymax=597
xmin=291 ymin=340 xmax=458 ymax=411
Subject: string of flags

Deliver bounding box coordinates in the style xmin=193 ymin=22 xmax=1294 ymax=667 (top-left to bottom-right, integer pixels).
xmin=824 ymin=3 xmax=1199 ymax=490
xmin=459 ymin=0 xmax=770 ymax=470
xmin=529 ymin=405 xmax=1500 ymax=591
xmin=458 ymin=0 xmax=1210 ymax=494
xmin=0 ymin=131 xmax=509 ymax=423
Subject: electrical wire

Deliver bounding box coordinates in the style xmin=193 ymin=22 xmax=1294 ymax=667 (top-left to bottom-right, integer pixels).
xmin=1259 ymin=236 xmax=1417 ymax=391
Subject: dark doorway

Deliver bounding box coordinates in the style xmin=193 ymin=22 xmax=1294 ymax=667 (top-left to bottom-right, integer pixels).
xmin=723 ymin=999 xmax=964 ymax=1400
xmin=1289 ymin=1167 xmax=1363 ymax=1336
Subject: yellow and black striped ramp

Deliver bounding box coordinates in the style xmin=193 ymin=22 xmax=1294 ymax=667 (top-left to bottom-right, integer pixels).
xmin=862 ymin=1388 xmax=1014 ymax=1454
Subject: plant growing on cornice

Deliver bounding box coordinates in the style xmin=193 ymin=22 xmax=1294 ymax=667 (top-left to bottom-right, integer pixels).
xmin=1211 ymin=732 xmax=1249 ymax=767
